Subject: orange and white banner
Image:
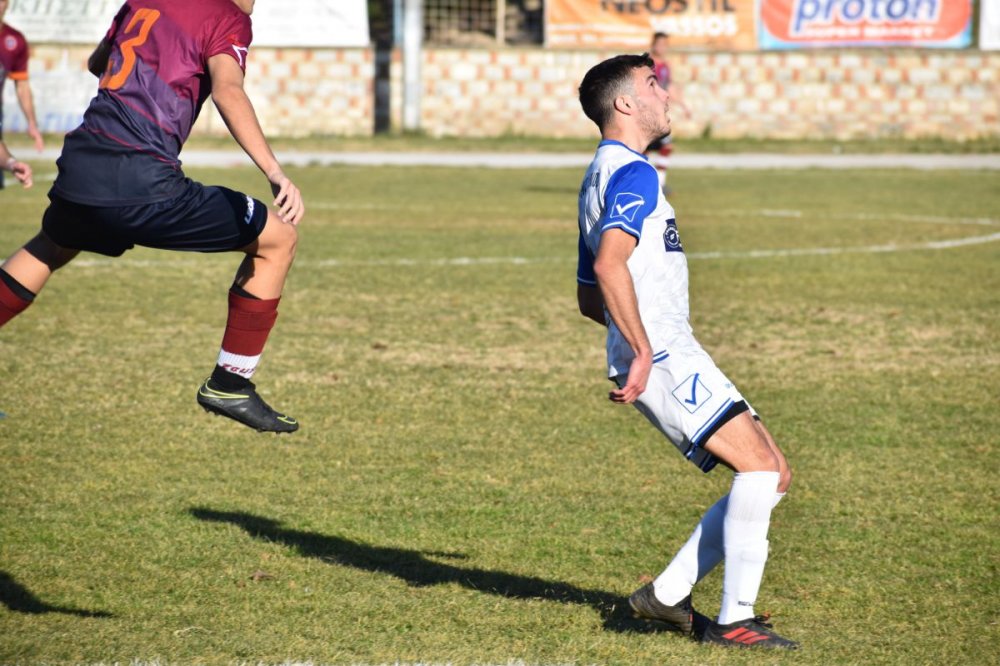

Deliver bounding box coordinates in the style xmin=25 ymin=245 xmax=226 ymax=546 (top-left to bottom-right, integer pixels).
xmin=546 ymin=0 xmax=757 ymax=51
xmin=759 ymin=0 xmax=973 ymax=49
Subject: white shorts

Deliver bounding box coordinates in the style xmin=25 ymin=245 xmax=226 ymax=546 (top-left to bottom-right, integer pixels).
xmin=615 ymin=348 xmax=752 ymax=473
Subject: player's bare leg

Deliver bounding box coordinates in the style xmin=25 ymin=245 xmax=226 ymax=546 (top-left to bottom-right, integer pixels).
xmin=234 ymin=210 xmax=298 ymax=299
xmin=0 ymin=232 xmax=78 ymax=327
xmin=695 ymin=413 xmax=797 ymax=649
xmin=751 ymin=418 xmax=792 ymax=493
xmin=196 ymin=211 xmax=299 ymax=433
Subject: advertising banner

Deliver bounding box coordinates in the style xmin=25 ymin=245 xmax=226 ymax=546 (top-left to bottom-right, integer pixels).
xmin=4 ymin=0 xmax=370 ymax=47
xmin=982 ymin=0 xmax=1000 ymax=50
xmin=546 ymin=0 xmax=757 ymax=51
xmin=759 ymin=0 xmax=973 ymax=49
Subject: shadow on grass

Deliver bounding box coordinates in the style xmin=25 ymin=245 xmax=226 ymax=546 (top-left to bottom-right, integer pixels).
xmin=189 ymin=507 xmax=682 ymax=635
xmin=0 ymin=570 xmax=112 ymax=618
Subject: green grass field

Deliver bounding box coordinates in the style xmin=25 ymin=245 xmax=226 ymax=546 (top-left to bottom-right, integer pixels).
xmin=1 ymin=161 xmax=998 ymax=665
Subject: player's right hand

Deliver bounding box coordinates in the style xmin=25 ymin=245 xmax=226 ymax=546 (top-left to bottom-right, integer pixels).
xmin=609 ymin=352 xmax=652 ymax=404
xmin=11 ymin=160 xmax=33 ymax=189
xmin=268 ymin=171 xmax=304 ymax=226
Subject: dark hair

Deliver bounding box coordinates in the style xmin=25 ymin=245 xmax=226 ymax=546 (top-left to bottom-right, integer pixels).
xmin=578 ymin=54 xmax=654 ymax=130
xmin=652 ymin=32 xmax=669 ymax=43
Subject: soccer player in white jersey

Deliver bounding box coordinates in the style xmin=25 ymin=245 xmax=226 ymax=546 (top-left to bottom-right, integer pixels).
xmin=575 ymin=54 xmax=798 ymax=650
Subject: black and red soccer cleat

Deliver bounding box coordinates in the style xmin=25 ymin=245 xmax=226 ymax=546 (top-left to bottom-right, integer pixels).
xmin=628 ymin=583 xmax=694 ymax=634
xmin=197 ymin=378 xmax=298 ymax=433
xmin=701 ymin=614 xmax=799 ymax=649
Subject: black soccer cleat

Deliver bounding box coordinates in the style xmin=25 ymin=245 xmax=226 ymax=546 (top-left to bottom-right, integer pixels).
xmin=196 ymin=379 xmax=299 ymax=433
xmin=701 ymin=614 xmax=799 ymax=650
xmin=628 ymin=583 xmax=693 ymax=634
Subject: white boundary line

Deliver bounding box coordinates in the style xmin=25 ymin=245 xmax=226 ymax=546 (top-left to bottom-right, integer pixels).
xmin=28 ymin=149 xmax=1000 ymax=170
xmin=60 ymin=209 xmax=1000 ymax=269
xmin=69 ymin=232 xmax=1000 ymax=270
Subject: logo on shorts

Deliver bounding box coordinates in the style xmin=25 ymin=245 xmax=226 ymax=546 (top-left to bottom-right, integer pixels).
xmin=663 ymin=218 xmax=683 ymax=253
xmin=4 ymin=36 xmax=17 ymax=52
xmin=672 ymin=372 xmax=712 ymax=414
xmin=244 ymin=196 xmax=255 ymax=225
xmin=609 ymin=192 xmax=645 ymax=224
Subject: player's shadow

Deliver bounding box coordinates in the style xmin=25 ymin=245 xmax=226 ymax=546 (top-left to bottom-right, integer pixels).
xmin=0 ymin=570 xmax=112 ymax=618
xmin=189 ymin=507 xmax=682 ymax=635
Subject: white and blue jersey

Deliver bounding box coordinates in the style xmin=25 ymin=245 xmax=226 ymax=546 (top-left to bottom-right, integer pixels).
xmin=577 ymin=139 xmax=693 ymax=378
xmin=578 ymin=140 xmax=751 ymax=473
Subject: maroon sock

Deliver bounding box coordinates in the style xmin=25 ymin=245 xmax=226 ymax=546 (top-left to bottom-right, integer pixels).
xmin=0 ymin=270 xmax=34 ymax=328
xmin=211 ymin=288 xmax=279 ymax=388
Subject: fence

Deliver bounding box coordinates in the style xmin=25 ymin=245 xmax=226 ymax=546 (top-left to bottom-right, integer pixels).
xmin=423 ymin=0 xmax=543 ymax=46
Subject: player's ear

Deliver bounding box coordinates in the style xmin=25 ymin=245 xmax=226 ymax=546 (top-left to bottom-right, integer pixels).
xmin=613 ymin=94 xmax=634 ymax=116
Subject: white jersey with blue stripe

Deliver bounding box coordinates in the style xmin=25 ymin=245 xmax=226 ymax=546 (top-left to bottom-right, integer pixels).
xmin=577 ymin=140 xmax=694 ymax=378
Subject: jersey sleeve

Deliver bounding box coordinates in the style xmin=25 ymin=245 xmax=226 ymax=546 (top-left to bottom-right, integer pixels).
xmin=205 ymin=10 xmax=253 ymax=71
xmin=598 ymin=161 xmax=660 ymax=240
xmin=6 ymin=30 xmax=30 ymax=80
xmin=576 ymin=231 xmax=597 ymax=286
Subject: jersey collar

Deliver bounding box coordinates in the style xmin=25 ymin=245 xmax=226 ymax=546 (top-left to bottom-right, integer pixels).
xmin=598 ymin=139 xmax=650 ymax=161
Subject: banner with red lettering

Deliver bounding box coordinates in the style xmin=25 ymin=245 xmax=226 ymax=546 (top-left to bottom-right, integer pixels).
xmin=759 ymin=0 xmax=973 ymax=49
xmin=546 ymin=0 xmax=757 ymax=51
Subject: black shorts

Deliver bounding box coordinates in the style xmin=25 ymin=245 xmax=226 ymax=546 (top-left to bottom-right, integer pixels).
xmin=41 ymin=180 xmax=268 ymax=257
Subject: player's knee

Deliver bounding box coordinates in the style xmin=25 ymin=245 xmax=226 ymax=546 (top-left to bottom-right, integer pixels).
xmin=260 ymin=216 xmax=297 ymax=264
xmin=281 ymin=224 xmax=298 ymax=262
xmin=737 ymin=443 xmax=780 ymax=474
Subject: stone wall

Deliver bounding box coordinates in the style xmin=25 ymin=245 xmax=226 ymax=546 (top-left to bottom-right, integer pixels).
xmin=391 ymin=48 xmax=1000 ymax=141
xmin=9 ymin=44 xmax=999 ymax=141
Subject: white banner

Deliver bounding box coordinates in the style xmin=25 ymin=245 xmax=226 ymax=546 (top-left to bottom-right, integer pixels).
xmin=5 ymin=0 xmax=370 ymax=47
xmin=982 ymin=0 xmax=1000 ymax=50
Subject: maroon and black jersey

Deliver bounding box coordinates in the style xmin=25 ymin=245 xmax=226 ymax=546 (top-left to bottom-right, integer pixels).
xmin=53 ymin=0 xmax=252 ymax=206
xmin=0 ymin=22 xmax=30 ymax=124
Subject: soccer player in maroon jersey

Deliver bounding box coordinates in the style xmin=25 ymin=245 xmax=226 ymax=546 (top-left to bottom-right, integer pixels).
xmin=0 ymin=0 xmax=304 ymax=433
xmin=0 ymin=0 xmax=44 ymax=190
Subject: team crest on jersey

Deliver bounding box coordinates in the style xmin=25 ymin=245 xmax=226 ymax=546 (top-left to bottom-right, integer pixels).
xmin=4 ymin=36 xmax=17 ymax=51
xmin=663 ymin=218 xmax=683 ymax=253
xmin=609 ymin=192 xmax=645 ymax=224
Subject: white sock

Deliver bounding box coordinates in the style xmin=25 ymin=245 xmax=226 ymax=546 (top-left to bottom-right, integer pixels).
xmin=653 ymin=494 xmax=727 ymax=605
xmin=717 ymin=471 xmax=780 ymax=625
xmin=652 ymin=490 xmax=785 ymax=607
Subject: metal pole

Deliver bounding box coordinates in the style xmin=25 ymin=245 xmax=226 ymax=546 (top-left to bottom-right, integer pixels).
xmin=402 ymin=0 xmax=422 ymax=132
xmin=496 ymin=0 xmax=506 ymax=45
xmin=393 ymin=0 xmax=404 ymax=46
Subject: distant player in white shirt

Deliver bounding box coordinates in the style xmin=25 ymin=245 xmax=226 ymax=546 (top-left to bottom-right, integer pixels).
xmin=576 ymin=54 xmax=798 ymax=650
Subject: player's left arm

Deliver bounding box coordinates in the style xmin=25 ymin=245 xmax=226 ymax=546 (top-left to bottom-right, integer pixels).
xmin=208 ymin=54 xmax=304 ymax=226
xmin=0 ymin=141 xmax=33 ymax=188
xmin=13 ymin=80 xmax=43 ymax=151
